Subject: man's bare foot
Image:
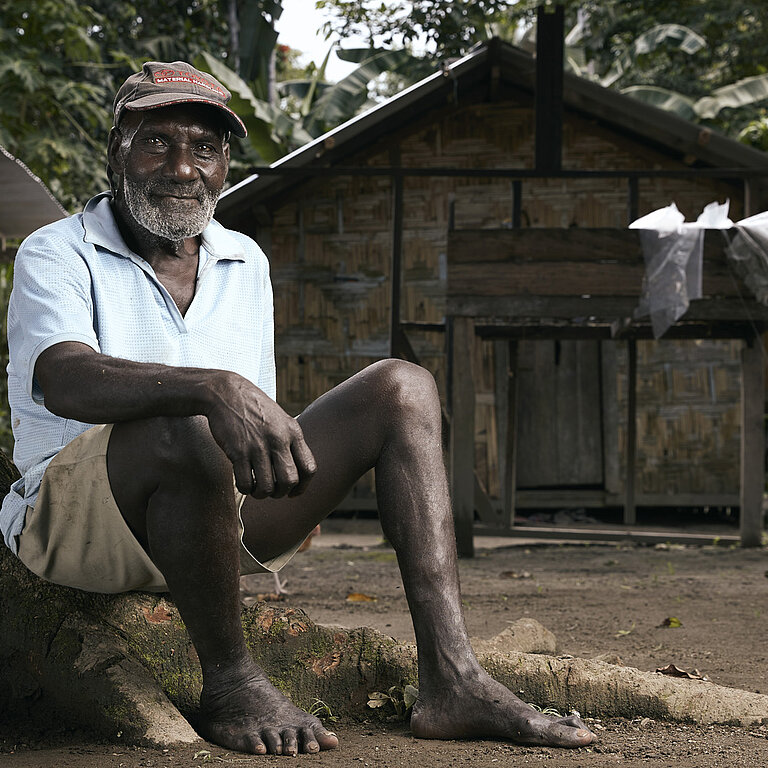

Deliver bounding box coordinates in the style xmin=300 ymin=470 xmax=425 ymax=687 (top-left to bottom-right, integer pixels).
xmin=197 ymin=663 xmax=339 ymax=755
xmin=410 ymin=672 xmax=594 ymax=748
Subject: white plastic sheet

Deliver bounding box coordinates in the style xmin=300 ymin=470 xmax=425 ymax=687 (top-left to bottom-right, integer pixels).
xmin=725 ymin=211 xmax=768 ymax=305
xmin=630 ymin=201 xmax=733 ymax=338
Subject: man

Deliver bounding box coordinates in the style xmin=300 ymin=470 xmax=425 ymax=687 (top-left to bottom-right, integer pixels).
xmin=1 ymin=61 xmax=594 ymax=756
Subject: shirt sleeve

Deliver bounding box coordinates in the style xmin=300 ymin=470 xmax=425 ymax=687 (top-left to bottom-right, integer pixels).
xmin=259 ymin=258 xmax=277 ymax=401
xmin=8 ymin=231 xmax=100 ymax=405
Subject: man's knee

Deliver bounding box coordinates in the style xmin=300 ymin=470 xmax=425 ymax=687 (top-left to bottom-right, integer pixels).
xmin=367 ymin=359 xmax=441 ymax=431
xmin=112 ymin=414 xmax=229 ymax=481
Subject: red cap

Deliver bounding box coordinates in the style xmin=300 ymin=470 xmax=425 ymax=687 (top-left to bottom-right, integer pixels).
xmin=113 ymin=61 xmax=247 ymax=138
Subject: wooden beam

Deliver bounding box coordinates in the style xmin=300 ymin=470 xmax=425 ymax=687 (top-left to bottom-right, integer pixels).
xmin=474 ymin=473 xmax=500 ymax=525
xmin=627 ymin=176 xmax=639 ymax=224
xmin=601 ymin=341 xmax=621 ymax=495
xmin=506 ymin=342 xmax=519 ymax=526
xmin=511 ymin=180 xmax=522 ymax=229
xmin=448 ymin=296 xmax=768 ymax=327
xmin=535 ymin=3 xmax=564 ymax=171
xmin=472 ymin=525 xmax=739 ymax=547
xmin=389 ymin=148 xmax=404 ymax=358
xmin=494 ymin=340 xmax=518 ymax=528
xmin=447 ymin=228 xmax=723 ymax=267
xmin=624 ymin=339 xmax=637 ymax=526
xmin=494 ymin=340 xmax=509 ymax=514
xmin=450 ymin=317 xmax=476 ymax=557
xmin=740 ymin=337 xmax=765 ymax=546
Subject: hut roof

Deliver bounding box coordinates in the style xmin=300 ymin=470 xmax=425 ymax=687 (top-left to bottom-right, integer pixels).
xmin=218 ymin=37 xmax=768 ymax=218
xmin=0 ymin=145 xmax=66 ymax=240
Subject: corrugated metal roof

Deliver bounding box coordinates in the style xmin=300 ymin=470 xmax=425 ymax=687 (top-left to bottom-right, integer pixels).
xmin=218 ymin=38 xmax=768 ymax=217
xmin=0 ymin=145 xmax=67 ymax=240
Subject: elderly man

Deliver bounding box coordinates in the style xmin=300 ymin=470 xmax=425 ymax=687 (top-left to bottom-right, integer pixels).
xmin=1 ymin=62 xmax=594 ymax=756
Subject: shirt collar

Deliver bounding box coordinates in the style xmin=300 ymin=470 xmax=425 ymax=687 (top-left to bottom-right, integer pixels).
xmin=81 ymin=192 xmax=246 ymax=263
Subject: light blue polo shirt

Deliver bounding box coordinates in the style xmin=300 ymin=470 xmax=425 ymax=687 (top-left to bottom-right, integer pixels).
xmin=1 ymin=192 xmax=276 ymax=553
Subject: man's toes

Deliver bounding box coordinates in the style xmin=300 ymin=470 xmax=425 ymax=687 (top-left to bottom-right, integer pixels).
xmin=244 ymin=734 xmax=267 ymax=755
xmin=555 ymin=724 xmax=594 ymax=747
xmin=261 ymin=726 xmax=282 ymax=754
xmin=299 ymin=726 xmax=320 ymax=753
xmin=281 ymin=728 xmax=299 ymax=756
xmin=314 ymin=727 xmax=339 ymax=751
xmin=558 ymin=713 xmax=588 ymax=729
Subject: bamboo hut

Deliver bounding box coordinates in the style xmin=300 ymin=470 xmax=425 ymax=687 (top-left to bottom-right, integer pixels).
xmin=217 ymin=22 xmax=768 ymax=552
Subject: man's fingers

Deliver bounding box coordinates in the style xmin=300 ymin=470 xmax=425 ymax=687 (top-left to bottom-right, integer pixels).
xmin=270 ymin=447 xmax=299 ymax=498
xmin=232 ymin=459 xmax=255 ymax=496
xmin=288 ymin=434 xmax=317 ymax=497
xmin=249 ymin=450 xmax=273 ymax=498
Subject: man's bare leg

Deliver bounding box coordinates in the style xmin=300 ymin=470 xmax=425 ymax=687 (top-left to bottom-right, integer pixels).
xmin=107 ymin=416 xmax=338 ymax=755
xmin=242 ymin=360 xmax=594 ymax=748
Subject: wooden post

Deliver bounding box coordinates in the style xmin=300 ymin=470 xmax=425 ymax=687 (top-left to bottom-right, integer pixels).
xmin=627 ymin=176 xmax=639 ymax=224
xmin=744 ymin=178 xmax=753 ymax=219
xmin=389 ymin=148 xmax=404 ymax=358
xmin=601 ymin=342 xmax=621 ymax=496
xmin=535 ymin=4 xmax=564 ymax=171
xmin=740 ymin=337 xmax=765 ymax=547
xmin=450 ymin=317 xmax=476 ymax=557
xmin=494 ymin=340 xmax=508 ymax=517
xmin=624 ymin=339 xmax=637 ymax=526
xmin=505 ymin=341 xmax=519 ymax=526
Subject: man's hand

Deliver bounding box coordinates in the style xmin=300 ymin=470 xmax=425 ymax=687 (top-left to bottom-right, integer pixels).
xmin=206 ymin=373 xmax=316 ymax=499
xmin=35 ymin=342 xmax=316 ymax=500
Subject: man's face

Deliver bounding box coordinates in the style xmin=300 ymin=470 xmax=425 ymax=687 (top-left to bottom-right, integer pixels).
xmin=111 ymin=104 xmax=230 ymax=241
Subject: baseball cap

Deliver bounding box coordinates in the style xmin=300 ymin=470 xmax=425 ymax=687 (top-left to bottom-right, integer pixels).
xmin=113 ymin=61 xmax=247 ymax=138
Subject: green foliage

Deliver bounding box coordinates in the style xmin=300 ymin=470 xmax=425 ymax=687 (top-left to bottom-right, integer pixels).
xmin=0 ymin=263 xmax=14 ymax=455
xmin=559 ymin=1 xmax=768 ymax=139
xmin=0 ymin=0 xmax=112 ymax=211
xmin=0 ymin=0 xmax=237 ymax=212
xmin=317 ymin=0 xmax=515 ymax=59
xmin=316 ymin=0 xmax=768 ymax=143
xmin=5 ymin=0 xmax=767 ymax=213
xmin=367 ymin=684 xmax=418 ymax=720
xmin=738 ymin=115 xmax=768 ymax=152
xmin=200 ymin=46 xmax=426 ymax=171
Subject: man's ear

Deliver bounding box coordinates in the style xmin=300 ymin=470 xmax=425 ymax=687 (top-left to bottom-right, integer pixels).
xmin=107 ymin=127 xmax=125 ymax=173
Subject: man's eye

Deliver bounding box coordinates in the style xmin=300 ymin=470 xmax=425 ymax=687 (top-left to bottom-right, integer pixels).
xmin=195 ymin=144 xmax=216 ymax=155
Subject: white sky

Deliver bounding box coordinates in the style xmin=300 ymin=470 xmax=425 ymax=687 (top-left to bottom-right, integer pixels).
xmin=275 ymin=0 xmax=363 ymax=81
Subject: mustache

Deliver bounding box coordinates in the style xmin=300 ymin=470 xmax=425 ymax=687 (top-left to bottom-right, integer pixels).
xmin=143 ymin=180 xmax=208 ymax=200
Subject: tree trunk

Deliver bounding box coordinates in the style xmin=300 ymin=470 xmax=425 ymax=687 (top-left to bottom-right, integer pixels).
xmin=2 ymin=450 xmax=768 ymax=747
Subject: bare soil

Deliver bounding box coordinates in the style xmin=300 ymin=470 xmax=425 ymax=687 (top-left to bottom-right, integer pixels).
xmin=2 ymin=516 xmax=768 ymax=768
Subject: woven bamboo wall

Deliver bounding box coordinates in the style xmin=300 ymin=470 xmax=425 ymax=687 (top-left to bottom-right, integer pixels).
xmin=265 ymin=99 xmax=746 ymax=501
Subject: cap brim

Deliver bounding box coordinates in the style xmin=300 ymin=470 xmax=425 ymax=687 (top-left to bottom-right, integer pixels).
xmin=123 ymin=92 xmax=247 ymax=138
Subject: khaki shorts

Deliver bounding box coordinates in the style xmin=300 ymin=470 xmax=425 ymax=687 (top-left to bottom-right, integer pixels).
xmin=17 ymin=424 xmax=304 ymax=593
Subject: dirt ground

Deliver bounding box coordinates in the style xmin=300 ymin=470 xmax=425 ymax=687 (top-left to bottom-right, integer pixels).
xmin=2 ymin=515 xmax=768 ymax=768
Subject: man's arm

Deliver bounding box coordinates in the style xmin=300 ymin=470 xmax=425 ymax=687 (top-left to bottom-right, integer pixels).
xmin=35 ymin=341 xmax=315 ymax=498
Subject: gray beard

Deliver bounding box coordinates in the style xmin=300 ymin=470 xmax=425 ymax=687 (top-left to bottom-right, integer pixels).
xmin=122 ymin=177 xmax=221 ymax=241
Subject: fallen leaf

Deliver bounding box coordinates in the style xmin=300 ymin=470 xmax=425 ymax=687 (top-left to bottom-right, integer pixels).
xmin=615 ymin=622 xmax=636 ymax=638
xmin=500 ymin=570 xmax=532 ymax=579
xmin=142 ymin=605 xmax=173 ymax=624
xmin=659 ymin=616 xmax=683 ymax=628
xmin=367 ymin=691 xmax=390 ymax=708
xmin=403 ymin=684 xmax=419 ymax=708
xmin=655 ymin=663 xmax=709 ymax=681
xmin=346 ymin=592 xmax=377 ymax=602
xmin=255 ymin=592 xmax=285 ymax=602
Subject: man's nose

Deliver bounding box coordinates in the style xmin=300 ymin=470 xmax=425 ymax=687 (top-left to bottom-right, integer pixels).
xmin=163 ymin=145 xmax=199 ymax=181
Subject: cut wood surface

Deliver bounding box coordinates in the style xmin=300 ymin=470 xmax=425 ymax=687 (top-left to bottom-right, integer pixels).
xmin=447 ymin=229 xmax=749 ymax=300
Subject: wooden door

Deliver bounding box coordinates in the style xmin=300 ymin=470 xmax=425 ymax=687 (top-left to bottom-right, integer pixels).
xmin=515 ymin=339 xmax=604 ymax=488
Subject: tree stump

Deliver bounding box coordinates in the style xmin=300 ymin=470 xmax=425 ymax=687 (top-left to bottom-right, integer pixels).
xmin=2 ymin=449 xmax=768 ymax=748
